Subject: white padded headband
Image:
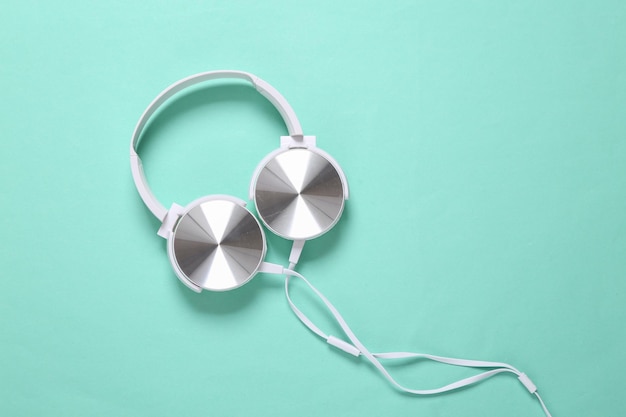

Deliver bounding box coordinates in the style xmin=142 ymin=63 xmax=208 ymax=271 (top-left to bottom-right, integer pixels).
xmin=130 ymin=70 xmax=303 ymax=221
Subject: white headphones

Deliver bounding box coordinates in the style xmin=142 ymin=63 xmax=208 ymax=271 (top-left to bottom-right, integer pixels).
xmin=130 ymin=70 xmax=348 ymax=292
xmin=130 ymin=70 xmax=553 ymax=416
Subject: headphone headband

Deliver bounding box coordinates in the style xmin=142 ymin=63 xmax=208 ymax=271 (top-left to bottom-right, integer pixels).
xmin=130 ymin=70 xmax=303 ymax=221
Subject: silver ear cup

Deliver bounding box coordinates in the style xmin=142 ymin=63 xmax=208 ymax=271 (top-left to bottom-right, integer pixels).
xmin=170 ymin=199 xmax=266 ymax=291
xmin=254 ymin=148 xmax=345 ymax=240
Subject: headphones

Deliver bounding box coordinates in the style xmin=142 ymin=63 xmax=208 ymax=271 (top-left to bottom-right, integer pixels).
xmin=130 ymin=70 xmax=348 ymax=292
xmin=130 ymin=70 xmax=553 ymax=416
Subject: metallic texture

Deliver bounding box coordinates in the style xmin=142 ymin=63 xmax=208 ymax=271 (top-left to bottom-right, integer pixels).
xmin=172 ymin=200 xmax=265 ymax=291
xmin=254 ymin=148 xmax=345 ymax=240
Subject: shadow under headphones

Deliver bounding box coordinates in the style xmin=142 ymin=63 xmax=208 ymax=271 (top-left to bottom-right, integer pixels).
xmin=130 ymin=70 xmax=553 ymax=416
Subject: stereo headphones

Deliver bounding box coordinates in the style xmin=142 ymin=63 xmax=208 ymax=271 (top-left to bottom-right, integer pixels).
xmin=130 ymin=70 xmax=553 ymax=416
xmin=130 ymin=70 xmax=348 ymax=292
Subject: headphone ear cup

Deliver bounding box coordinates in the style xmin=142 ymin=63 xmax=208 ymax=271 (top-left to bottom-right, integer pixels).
xmin=252 ymin=148 xmax=347 ymax=240
xmin=167 ymin=196 xmax=267 ymax=292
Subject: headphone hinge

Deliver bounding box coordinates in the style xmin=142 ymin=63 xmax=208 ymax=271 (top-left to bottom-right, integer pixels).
xmin=281 ymin=135 xmax=316 ymax=149
xmin=157 ymin=203 xmax=185 ymax=239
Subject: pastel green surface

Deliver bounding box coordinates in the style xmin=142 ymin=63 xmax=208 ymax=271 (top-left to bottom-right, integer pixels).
xmin=1 ymin=1 xmax=625 ymax=416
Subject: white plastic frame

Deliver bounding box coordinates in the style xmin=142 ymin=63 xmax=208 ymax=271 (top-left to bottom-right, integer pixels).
xmin=130 ymin=70 xmax=303 ymax=222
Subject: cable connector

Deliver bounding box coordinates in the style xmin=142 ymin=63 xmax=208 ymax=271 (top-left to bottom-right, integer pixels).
xmin=289 ymin=240 xmax=306 ymax=267
xmin=327 ymin=336 xmax=360 ymax=357
xmin=518 ymin=373 xmax=537 ymax=394
xmin=258 ymin=262 xmax=285 ymax=275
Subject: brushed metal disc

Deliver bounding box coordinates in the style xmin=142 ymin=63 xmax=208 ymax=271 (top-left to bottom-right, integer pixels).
xmin=254 ymin=148 xmax=345 ymax=240
xmin=172 ymin=200 xmax=265 ymax=291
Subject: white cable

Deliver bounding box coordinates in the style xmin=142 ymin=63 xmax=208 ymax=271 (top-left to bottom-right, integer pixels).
xmin=281 ymin=268 xmax=552 ymax=416
xmin=536 ymin=392 xmax=553 ymax=417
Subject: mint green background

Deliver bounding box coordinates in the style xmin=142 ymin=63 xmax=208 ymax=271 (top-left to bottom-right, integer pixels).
xmin=1 ymin=1 xmax=625 ymax=416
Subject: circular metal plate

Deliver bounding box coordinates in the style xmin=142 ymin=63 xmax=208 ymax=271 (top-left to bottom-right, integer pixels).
xmin=171 ymin=199 xmax=265 ymax=291
xmin=254 ymin=148 xmax=345 ymax=240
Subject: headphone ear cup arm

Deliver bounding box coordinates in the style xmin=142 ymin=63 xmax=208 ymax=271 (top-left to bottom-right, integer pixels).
xmin=157 ymin=203 xmax=186 ymax=239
